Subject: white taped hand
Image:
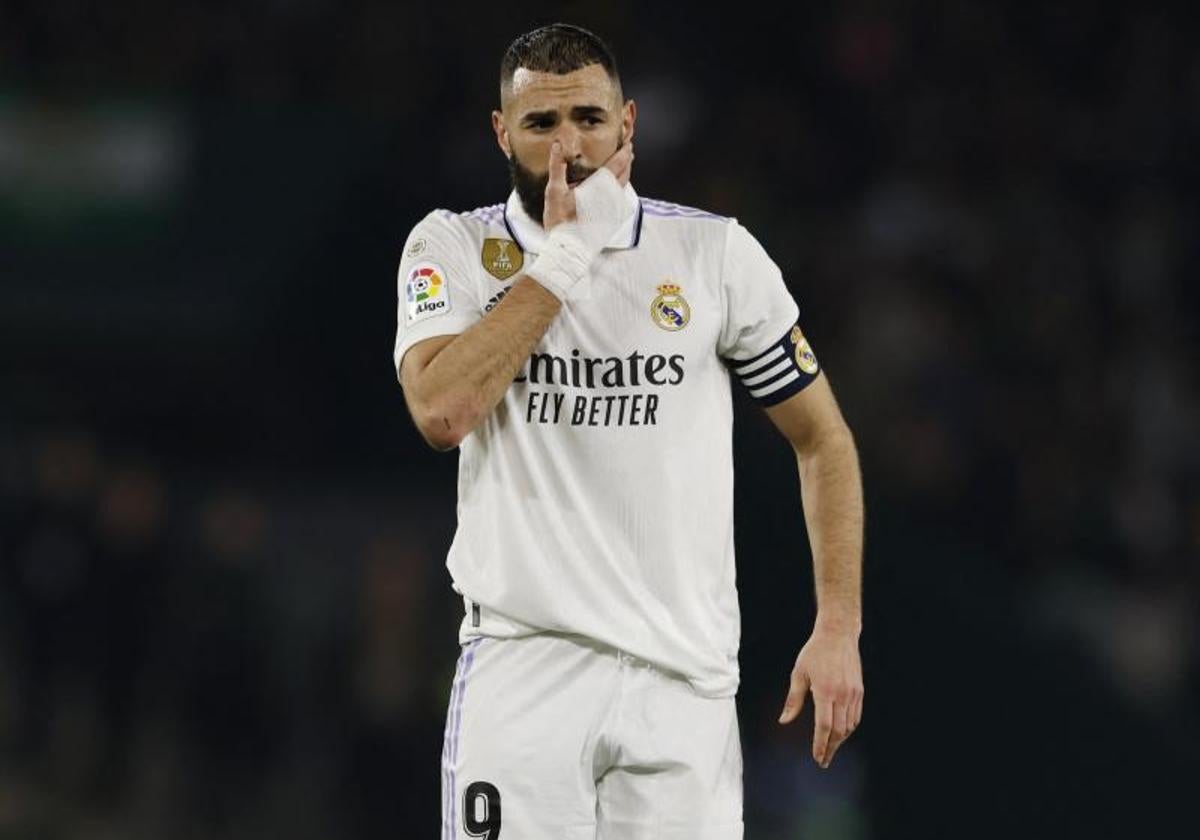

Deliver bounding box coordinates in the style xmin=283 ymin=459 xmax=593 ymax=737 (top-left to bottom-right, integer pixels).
xmin=524 ymin=229 xmax=592 ymax=302
xmin=526 ymin=166 xmax=631 ymax=302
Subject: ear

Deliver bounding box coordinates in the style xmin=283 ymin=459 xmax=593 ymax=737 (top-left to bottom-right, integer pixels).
xmin=621 ymin=99 xmax=637 ymax=145
xmin=492 ymin=110 xmax=511 ymax=157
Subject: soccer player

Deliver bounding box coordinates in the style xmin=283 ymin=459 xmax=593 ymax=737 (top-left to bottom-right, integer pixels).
xmin=394 ymin=23 xmax=864 ymax=840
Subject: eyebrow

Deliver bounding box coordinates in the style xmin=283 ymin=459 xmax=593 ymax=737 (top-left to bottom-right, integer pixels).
xmin=521 ymin=105 xmax=609 ymax=122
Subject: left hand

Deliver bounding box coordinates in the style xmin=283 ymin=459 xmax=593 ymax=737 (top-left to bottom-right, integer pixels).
xmin=778 ymin=622 xmax=864 ymax=768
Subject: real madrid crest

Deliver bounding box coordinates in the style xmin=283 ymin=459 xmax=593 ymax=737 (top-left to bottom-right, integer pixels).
xmin=650 ymin=282 xmax=690 ymax=331
xmin=481 ymin=238 xmax=523 ymax=281
xmin=790 ymin=325 xmax=819 ymax=374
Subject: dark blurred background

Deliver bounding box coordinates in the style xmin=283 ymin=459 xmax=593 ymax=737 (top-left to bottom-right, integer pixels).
xmin=2 ymin=1 xmax=1198 ymax=838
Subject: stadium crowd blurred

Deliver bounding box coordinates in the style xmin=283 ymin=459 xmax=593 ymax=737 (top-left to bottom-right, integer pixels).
xmin=2 ymin=2 xmax=1196 ymax=838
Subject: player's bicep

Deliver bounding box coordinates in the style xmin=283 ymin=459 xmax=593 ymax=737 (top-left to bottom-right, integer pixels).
xmin=763 ymin=372 xmax=851 ymax=455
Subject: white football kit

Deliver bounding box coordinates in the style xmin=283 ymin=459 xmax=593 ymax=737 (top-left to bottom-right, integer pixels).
xmin=394 ymin=183 xmax=820 ymax=839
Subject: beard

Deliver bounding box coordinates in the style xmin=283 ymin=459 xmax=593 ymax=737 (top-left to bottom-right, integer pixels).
xmin=508 ymin=138 xmax=623 ymax=225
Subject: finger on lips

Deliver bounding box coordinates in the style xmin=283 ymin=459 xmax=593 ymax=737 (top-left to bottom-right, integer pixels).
xmin=548 ymin=141 xmax=566 ymax=187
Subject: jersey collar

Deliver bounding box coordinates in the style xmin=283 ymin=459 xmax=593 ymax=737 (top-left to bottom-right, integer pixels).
xmin=503 ymin=182 xmax=644 ymax=256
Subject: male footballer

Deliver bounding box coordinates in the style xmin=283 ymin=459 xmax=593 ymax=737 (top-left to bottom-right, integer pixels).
xmin=394 ymin=23 xmax=864 ymax=840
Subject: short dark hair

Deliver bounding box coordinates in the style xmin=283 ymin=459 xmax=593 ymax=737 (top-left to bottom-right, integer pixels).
xmin=500 ymin=23 xmax=621 ymax=101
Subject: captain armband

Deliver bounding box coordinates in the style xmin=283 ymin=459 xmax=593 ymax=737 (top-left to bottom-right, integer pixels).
xmin=727 ymin=322 xmax=821 ymax=406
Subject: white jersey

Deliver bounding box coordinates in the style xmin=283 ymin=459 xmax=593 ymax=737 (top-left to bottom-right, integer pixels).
xmin=394 ymin=184 xmax=820 ymax=697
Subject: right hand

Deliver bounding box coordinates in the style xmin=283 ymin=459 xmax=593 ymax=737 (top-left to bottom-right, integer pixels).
xmin=543 ymin=140 xmax=635 ymax=231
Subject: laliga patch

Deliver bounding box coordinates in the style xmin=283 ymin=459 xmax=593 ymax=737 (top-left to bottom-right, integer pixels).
xmin=481 ymin=238 xmax=523 ymax=280
xmin=790 ymin=325 xmax=819 ymax=374
xmin=405 ymin=262 xmax=452 ymax=324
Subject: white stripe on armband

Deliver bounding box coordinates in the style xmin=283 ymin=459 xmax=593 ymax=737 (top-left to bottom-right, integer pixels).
xmin=731 ymin=346 xmax=784 ymax=377
xmin=741 ymin=356 xmax=794 ymax=387
xmin=748 ymin=368 xmax=801 ymax=398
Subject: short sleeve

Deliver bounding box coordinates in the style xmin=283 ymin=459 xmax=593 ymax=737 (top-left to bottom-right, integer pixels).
xmin=393 ymin=211 xmax=485 ymax=380
xmin=718 ymin=221 xmax=821 ymax=406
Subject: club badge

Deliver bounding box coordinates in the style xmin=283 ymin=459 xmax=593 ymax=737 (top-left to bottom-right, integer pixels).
xmin=790 ymin=325 xmax=819 ymax=374
xmin=650 ymin=282 xmax=690 ymax=331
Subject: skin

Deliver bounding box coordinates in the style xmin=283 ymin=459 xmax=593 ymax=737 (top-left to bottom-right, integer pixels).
xmin=767 ymin=375 xmax=865 ymax=769
xmin=401 ymin=62 xmax=864 ymax=769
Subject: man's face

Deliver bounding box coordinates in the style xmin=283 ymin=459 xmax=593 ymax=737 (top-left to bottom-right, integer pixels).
xmin=493 ymin=63 xmax=636 ymax=223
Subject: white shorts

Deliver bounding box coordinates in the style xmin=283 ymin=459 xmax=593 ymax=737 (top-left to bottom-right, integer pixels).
xmin=440 ymin=633 xmax=743 ymax=840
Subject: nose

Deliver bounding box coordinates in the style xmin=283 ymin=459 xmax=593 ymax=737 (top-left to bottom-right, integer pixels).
xmin=554 ymin=122 xmax=583 ymax=160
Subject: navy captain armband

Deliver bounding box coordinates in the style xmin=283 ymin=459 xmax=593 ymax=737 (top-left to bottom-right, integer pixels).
xmin=728 ymin=322 xmax=821 ymax=406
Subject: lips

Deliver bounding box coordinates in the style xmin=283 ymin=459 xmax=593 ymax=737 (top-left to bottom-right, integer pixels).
xmin=566 ymin=167 xmax=594 ymax=187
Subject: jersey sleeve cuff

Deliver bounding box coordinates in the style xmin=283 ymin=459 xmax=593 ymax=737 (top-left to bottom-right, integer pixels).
xmin=726 ymin=320 xmax=821 ymax=406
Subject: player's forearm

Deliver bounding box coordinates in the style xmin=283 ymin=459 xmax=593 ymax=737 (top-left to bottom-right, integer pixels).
xmin=797 ymin=426 xmax=864 ymax=634
xmin=410 ymin=275 xmax=560 ymax=448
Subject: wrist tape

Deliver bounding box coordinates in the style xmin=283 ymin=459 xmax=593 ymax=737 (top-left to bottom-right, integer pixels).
xmin=525 ymin=223 xmax=593 ymax=302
